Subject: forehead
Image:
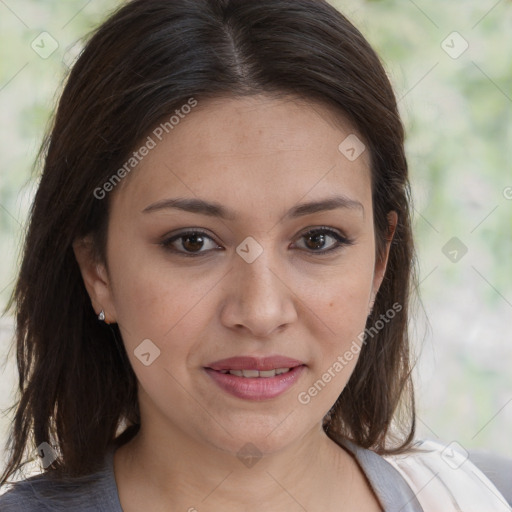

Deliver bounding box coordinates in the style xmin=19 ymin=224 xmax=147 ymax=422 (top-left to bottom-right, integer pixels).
xmin=111 ymin=94 xmax=372 ymax=218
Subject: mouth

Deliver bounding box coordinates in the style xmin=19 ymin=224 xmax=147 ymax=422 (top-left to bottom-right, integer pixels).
xmin=205 ymin=355 xmax=305 ymax=372
xmin=215 ymin=368 xmax=294 ymax=378
xmin=204 ymin=355 xmax=306 ymax=400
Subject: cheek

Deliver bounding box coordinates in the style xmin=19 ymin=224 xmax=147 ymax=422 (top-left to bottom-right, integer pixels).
xmin=298 ymin=253 xmax=375 ymax=338
xmin=111 ymin=260 xmax=212 ymax=341
xmin=294 ymin=267 xmax=374 ymax=412
xmin=108 ymin=243 xmax=224 ymax=377
xmin=293 ymin=248 xmax=375 ymax=400
xmin=110 ymin=259 xmax=214 ymax=405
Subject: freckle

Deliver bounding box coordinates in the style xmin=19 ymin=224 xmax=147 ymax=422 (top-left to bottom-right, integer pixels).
xmin=329 ymin=302 xmax=334 ymax=307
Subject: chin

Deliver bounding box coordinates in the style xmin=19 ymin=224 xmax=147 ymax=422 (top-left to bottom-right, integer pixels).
xmin=204 ymin=421 xmax=306 ymax=459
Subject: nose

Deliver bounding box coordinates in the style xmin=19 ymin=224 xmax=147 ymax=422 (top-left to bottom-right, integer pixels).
xmin=219 ymin=254 xmax=298 ymax=338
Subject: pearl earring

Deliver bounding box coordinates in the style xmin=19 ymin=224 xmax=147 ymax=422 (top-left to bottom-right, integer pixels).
xmin=98 ymin=310 xmax=106 ymax=322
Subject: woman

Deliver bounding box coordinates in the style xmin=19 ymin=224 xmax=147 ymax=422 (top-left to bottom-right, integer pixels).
xmin=0 ymin=0 xmax=510 ymax=510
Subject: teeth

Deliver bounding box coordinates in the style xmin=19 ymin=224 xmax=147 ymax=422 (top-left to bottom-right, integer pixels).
xmin=217 ymin=367 xmax=293 ymax=378
xmin=242 ymin=369 xmax=260 ymax=378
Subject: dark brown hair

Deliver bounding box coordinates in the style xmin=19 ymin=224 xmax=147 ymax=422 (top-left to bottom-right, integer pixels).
xmin=1 ymin=0 xmax=416 ymax=484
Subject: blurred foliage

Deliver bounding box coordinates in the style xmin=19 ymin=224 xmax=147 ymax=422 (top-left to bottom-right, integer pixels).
xmin=0 ymin=0 xmax=511 ymax=455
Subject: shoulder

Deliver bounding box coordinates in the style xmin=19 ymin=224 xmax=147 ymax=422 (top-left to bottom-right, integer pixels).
xmin=0 ymin=477 xmax=43 ymax=511
xmin=0 ymin=471 xmax=105 ymax=511
xmin=0 ymin=447 xmax=122 ymax=511
xmin=469 ymin=449 xmax=512 ymax=506
xmin=339 ymin=438 xmax=424 ymax=511
xmin=0 ymin=472 xmax=78 ymax=511
xmin=383 ymin=440 xmax=512 ymax=511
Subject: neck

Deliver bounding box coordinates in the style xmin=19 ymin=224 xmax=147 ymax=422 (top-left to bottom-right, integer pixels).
xmin=114 ymin=422 xmax=355 ymax=511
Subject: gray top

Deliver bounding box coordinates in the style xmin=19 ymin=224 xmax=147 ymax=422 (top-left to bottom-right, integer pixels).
xmin=0 ymin=440 xmax=510 ymax=511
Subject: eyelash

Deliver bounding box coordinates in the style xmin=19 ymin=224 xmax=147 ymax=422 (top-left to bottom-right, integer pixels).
xmin=160 ymin=227 xmax=354 ymax=258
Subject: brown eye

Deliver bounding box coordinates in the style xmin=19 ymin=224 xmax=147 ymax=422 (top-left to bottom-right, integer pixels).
xmin=161 ymin=230 xmax=222 ymax=256
xmin=304 ymin=232 xmax=328 ymax=250
xmin=294 ymin=227 xmax=353 ymax=253
xmin=181 ymin=233 xmax=205 ymax=252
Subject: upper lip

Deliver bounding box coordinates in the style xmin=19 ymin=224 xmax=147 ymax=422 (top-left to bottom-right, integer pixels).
xmin=205 ymin=356 xmax=305 ymax=371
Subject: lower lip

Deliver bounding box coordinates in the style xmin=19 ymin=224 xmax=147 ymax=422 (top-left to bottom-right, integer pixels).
xmin=204 ymin=365 xmax=306 ymax=401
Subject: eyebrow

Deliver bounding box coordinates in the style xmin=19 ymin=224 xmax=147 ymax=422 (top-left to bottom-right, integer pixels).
xmin=142 ymin=195 xmax=364 ymax=219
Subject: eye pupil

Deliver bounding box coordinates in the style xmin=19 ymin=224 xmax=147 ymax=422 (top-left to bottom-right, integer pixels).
xmin=305 ymin=232 xmax=326 ymax=250
xmin=182 ymin=234 xmax=204 ymax=252
xmin=166 ymin=228 xmax=344 ymax=256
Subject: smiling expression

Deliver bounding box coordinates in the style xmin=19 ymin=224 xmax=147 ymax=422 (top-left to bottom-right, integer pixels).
xmin=79 ymin=94 xmax=393 ymax=455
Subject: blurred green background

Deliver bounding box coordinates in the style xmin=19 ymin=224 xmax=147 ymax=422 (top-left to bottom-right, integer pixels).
xmin=1 ymin=0 xmax=511 ymax=462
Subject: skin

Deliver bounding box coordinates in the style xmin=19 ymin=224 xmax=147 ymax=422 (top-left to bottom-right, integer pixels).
xmin=74 ymin=94 xmax=396 ymax=511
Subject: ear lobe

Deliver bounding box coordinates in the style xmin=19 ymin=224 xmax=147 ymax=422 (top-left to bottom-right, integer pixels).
xmin=72 ymin=236 xmax=117 ymax=323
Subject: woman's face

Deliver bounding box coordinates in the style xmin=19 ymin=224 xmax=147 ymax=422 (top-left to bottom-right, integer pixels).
xmin=79 ymin=95 xmax=393 ymax=455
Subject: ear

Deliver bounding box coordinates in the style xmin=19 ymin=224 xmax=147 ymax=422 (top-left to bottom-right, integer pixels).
xmin=369 ymin=211 xmax=398 ymax=312
xmin=73 ymin=236 xmax=117 ymax=324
